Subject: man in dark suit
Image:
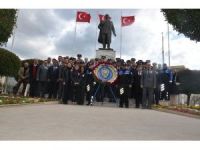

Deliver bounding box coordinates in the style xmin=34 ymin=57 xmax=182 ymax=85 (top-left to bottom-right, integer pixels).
xmin=133 ymin=60 xmax=143 ymax=108
xmin=84 ymin=63 xmax=95 ymax=105
xmin=48 ymin=58 xmax=59 ymax=99
xmin=61 ymin=60 xmax=70 ymax=104
xmin=57 ymin=56 xmax=64 ymax=100
xmin=71 ymin=63 xmax=84 ymax=105
xmin=29 ymin=59 xmax=39 ymax=97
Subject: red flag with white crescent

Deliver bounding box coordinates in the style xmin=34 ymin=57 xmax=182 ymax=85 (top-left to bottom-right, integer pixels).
xmin=99 ymin=14 xmax=105 ymax=22
xmin=76 ymin=11 xmax=91 ymax=23
xmin=121 ymin=16 xmax=135 ymax=27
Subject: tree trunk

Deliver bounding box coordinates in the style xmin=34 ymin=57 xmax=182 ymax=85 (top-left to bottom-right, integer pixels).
xmin=187 ymin=93 xmax=191 ymax=106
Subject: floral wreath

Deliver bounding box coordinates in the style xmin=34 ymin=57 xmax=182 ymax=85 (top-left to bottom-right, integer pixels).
xmin=92 ymin=62 xmax=118 ymax=85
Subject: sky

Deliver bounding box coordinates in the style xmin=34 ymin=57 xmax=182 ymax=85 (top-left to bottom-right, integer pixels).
xmin=4 ymin=9 xmax=200 ymax=70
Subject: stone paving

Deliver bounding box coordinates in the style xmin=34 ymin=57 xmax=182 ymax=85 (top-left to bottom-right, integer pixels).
xmin=0 ymin=103 xmax=200 ymax=140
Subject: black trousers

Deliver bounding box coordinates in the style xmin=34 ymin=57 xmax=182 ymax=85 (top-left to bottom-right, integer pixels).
xmin=48 ymin=81 xmax=58 ymax=99
xmin=160 ymin=83 xmax=170 ymax=101
xmin=63 ymin=84 xmax=68 ymax=104
xmin=66 ymin=82 xmax=73 ymax=101
xmin=29 ymin=79 xmax=39 ymax=97
xmin=102 ymin=34 xmax=110 ymax=49
xmin=130 ymin=83 xmax=135 ymax=98
xmin=85 ymin=84 xmax=93 ymax=104
xmin=73 ymin=84 xmax=84 ymax=105
xmin=135 ymin=88 xmax=143 ymax=108
xmin=14 ymin=80 xmax=28 ymax=96
xmin=57 ymin=81 xmax=64 ymax=100
xmin=119 ymin=86 xmax=129 ymax=108
xmin=38 ymin=81 xmax=47 ymax=98
xmin=154 ymin=88 xmax=160 ymax=105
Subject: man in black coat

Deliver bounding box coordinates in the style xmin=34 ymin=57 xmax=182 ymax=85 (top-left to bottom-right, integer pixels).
xmin=133 ymin=61 xmax=143 ymax=108
xmin=61 ymin=60 xmax=70 ymax=104
xmin=84 ymin=63 xmax=95 ymax=105
xmin=29 ymin=59 xmax=39 ymax=97
xmin=71 ymin=64 xmax=84 ymax=105
xmin=48 ymin=58 xmax=59 ymax=99
xmin=57 ymin=56 xmax=65 ymax=100
xmin=130 ymin=60 xmax=137 ymax=99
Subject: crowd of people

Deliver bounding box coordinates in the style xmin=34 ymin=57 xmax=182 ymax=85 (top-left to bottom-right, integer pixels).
xmin=13 ymin=54 xmax=176 ymax=109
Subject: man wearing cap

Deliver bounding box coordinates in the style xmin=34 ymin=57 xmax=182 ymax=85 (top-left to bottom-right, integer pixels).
xmin=133 ymin=60 xmax=143 ymax=108
xmin=118 ymin=63 xmax=132 ymax=108
xmin=98 ymin=14 xmax=116 ymax=50
xmin=160 ymin=63 xmax=173 ymax=101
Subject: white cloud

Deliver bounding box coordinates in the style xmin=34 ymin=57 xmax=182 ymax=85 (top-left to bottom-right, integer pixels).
xmin=4 ymin=9 xmax=200 ymax=70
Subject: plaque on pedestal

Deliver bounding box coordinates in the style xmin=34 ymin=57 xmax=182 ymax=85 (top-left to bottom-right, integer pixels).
xmin=96 ymin=49 xmax=116 ymax=60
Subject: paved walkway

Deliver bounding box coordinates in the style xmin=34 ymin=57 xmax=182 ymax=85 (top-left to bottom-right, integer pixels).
xmin=0 ymin=103 xmax=200 ymax=140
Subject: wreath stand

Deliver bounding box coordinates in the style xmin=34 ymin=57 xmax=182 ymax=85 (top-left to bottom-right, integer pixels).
xmin=90 ymin=62 xmax=118 ymax=106
xmin=90 ymin=83 xmax=117 ymax=106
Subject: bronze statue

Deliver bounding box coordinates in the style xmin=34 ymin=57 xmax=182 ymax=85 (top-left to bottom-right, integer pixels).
xmin=98 ymin=14 xmax=116 ymax=50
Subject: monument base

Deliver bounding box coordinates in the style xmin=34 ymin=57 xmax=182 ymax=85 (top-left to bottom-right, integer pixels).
xmin=96 ymin=49 xmax=116 ymax=60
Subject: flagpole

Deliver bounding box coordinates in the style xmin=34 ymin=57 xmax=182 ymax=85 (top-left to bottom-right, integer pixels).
xmin=120 ymin=10 xmax=123 ymax=59
xmin=95 ymin=11 xmax=99 ymax=50
xmin=11 ymin=10 xmax=20 ymax=51
xmin=167 ymin=23 xmax=171 ymax=67
xmin=73 ymin=16 xmax=77 ymax=52
xmin=162 ymin=32 xmax=165 ymax=67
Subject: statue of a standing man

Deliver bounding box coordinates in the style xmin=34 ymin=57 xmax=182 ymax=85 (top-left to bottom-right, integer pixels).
xmin=98 ymin=14 xmax=116 ymax=50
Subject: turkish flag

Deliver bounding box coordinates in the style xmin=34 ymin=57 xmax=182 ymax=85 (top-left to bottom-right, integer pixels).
xmin=99 ymin=14 xmax=105 ymax=22
xmin=76 ymin=11 xmax=91 ymax=23
xmin=121 ymin=16 xmax=135 ymax=26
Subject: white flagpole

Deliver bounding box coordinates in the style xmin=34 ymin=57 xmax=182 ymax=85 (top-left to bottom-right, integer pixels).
xmin=73 ymin=12 xmax=78 ymax=52
xmin=95 ymin=11 xmax=99 ymax=50
xmin=162 ymin=32 xmax=165 ymax=67
xmin=120 ymin=10 xmax=123 ymax=59
xmin=167 ymin=23 xmax=171 ymax=67
xmin=11 ymin=10 xmax=20 ymax=51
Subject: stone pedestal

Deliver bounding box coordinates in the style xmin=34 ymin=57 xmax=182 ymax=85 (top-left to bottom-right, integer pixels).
xmin=96 ymin=49 xmax=116 ymax=60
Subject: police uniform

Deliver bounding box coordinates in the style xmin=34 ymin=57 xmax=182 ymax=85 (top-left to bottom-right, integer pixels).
xmin=118 ymin=65 xmax=132 ymax=108
xmin=160 ymin=65 xmax=173 ymax=101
